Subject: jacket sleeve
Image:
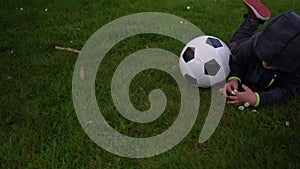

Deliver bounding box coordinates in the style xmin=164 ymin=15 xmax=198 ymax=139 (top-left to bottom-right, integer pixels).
xmin=228 ymin=39 xmax=256 ymax=81
xmin=258 ymin=69 xmax=300 ymax=106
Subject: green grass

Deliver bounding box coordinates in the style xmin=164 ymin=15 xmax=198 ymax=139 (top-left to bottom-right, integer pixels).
xmin=1 ymin=0 xmax=300 ymax=168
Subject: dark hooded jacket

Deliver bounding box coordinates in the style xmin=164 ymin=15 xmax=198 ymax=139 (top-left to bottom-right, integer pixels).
xmin=229 ymin=12 xmax=300 ymax=106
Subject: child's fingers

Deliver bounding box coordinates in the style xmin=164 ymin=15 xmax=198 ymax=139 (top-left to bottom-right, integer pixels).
xmin=219 ymin=87 xmax=227 ymax=97
xmin=227 ymin=95 xmax=239 ymax=100
xmin=227 ymin=100 xmax=240 ymax=105
xmin=242 ymin=84 xmax=251 ymax=91
xmin=227 ymin=95 xmax=240 ymax=105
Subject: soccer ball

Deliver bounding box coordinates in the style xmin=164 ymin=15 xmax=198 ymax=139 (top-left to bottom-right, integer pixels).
xmin=179 ymin=35 xmax=231 ymax=88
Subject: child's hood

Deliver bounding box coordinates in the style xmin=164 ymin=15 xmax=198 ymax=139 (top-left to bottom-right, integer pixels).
xmin=254 ymin=12 xmax=300 ymax=72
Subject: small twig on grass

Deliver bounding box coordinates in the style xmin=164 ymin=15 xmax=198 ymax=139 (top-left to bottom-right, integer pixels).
xmin=54 ymin=46 xmax=80 ymax=54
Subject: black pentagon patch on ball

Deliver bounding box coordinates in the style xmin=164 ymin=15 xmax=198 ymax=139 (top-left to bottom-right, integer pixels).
xmin=183 ymin=47 xmax=195 ymax=63
xmin=204 ymin=59 xmax=220 ymax=76
xmin=206 ymin=37 xmax=223 ymax=48
xmin=184 ymin=74 xmax=198 ymax=85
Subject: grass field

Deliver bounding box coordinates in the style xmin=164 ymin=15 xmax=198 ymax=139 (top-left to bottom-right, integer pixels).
xmin=1 ymin=0 xmax=300 ymax=168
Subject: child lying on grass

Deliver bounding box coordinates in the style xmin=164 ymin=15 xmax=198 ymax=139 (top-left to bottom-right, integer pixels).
xmin=220 ymin=0 xmax=300 ymax=107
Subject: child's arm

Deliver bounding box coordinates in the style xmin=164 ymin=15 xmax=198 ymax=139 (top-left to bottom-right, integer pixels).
xmin=228 ymin=40 xmax=256 ymax=82
xmin=256 ymin=69 xmax=300 ymax=106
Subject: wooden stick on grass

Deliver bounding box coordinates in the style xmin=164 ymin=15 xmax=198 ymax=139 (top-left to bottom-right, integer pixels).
xmin=55 ymin=46 xmax=80 ymax=54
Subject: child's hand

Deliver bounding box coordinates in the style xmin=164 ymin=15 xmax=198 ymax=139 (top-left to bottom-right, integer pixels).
xmin=219 ymin=79 xmax=239 ymax=97
xmin=227 ymin=84 xmax=257 ymax=106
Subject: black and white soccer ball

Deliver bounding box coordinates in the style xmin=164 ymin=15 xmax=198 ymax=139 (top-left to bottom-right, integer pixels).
xmin=179 ymin=35 xmax=231 ymax=88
